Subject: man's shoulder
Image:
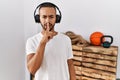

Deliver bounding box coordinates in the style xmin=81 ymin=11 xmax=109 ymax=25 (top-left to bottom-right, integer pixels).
xmin=58 ymin=32 xmax=71 ymax=41
xmin=27 ymin=33 xmax=41 ymax=41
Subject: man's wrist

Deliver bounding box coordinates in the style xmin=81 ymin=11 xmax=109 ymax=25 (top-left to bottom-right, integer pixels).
xmin=40 ymin=41 xmax=47 ymax=46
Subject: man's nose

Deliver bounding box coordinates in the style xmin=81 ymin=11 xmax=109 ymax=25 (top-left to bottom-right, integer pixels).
xmin=46 ymin=17 xmax=50 ymax=23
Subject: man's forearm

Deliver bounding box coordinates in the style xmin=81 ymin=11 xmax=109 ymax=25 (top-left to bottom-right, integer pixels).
xmin=68 ymin=59 xmax=76 ymax=80
xmin=27 ymin=42 xmax=46 ymax=75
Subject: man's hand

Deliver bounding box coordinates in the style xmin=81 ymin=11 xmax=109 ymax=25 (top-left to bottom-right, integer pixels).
xmin=41 ymin=23 xmax=55 ymax=44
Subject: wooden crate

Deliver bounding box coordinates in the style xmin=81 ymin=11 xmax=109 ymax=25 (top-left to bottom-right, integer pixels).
xmin=72 ymin=45 xmax=118 ymax=80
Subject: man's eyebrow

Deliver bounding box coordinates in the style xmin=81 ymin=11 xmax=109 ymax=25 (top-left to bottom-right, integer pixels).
xmin=49 ymin=15 xmax=54 ymax=17
xmin=42 ymin=14 xmax=54 ymax=16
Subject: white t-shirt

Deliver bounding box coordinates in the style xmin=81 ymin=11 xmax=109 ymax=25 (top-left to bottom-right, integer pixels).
xmin=26 ymin=32 xmax=73 ymax=80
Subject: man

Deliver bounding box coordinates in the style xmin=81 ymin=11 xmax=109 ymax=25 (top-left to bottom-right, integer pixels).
xmin=26 ymin=2 xmax=76 ymax=80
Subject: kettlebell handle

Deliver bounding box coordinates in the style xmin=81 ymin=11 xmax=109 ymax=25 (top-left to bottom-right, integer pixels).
xmin=101 ymin=35 xmax=113 ymax=44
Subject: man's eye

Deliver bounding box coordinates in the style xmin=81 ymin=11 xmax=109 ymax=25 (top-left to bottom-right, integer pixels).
xmin=50 ymin=16 xmax=54 ymax=18
xmin=42 ymin=16 xmax=47 ymax=19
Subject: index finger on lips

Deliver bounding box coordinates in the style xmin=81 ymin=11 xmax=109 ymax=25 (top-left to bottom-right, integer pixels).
xmin=46 ymin=23 xmax=50 ymax=32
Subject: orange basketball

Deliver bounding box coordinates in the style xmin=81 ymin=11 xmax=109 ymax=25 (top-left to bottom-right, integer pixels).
xmin=90 ymin=32 xmax=104 ymax=46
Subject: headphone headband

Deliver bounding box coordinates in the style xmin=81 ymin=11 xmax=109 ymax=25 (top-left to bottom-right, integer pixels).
xmin=34 ymin=2 xmax=62 ymax=23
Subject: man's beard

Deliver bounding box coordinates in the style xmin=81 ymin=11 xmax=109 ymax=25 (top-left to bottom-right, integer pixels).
xmin=41 ymin=23 xmax=55 ymax=31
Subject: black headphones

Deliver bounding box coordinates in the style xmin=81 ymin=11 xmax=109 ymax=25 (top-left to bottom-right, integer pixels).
xmin=34 ymin=2 xmax=62 ymax=23
xmin=101 ymin=35 xmax=113 ymax=48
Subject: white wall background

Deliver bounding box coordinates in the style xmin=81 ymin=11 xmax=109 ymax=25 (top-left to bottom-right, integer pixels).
xmin=0 ymin=0 xmax=25 ymax=80
xmin=24 ymin=0 xmax=120 ymax=79
xmin=0 ymin=0 xmax=119 ymax=80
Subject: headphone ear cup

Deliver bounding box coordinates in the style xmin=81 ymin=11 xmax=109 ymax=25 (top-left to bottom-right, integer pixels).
xmin=35 ymin=14 xmax=40 ymax=23
xmin=56 ymin=15 xmax=61 ymax=23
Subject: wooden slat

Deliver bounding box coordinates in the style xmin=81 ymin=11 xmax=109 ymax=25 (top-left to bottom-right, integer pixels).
xmin=81 ymin=76 xmax=97 ymax=80
xmin=76 ymin=75 xmax=82 ymax=80
xmin=82 ymin=46 xmax=118 ymax=56
xmin=82 ymin=52 xmax=117 ymax=61
xmin=82 ymin=57 xmax=116 ymax=67
xmin=82 ymin=62 xmax=116 ymax=73
xmin=82 ymin=67 xmax=116 ymax=80
xmin=73 ymin=51 xmax=82 ymax=56
xmin=73 ymin=56 xmax=82 ymax=61
xmin=75 ymin=70 xmax=82 ymax=75
xmin=72 ymin=45 xmax=83 ymax=51
xmin=74 ymin=66 xmax=82 ymax=71
xmin=73 ymin=56 xmax=116 ymax=67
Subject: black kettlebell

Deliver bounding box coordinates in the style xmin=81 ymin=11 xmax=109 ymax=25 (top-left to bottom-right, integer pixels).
xmin=101 ymin=35 xmax=113 ymax=48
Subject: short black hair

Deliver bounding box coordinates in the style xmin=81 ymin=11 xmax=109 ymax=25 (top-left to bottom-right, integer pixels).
xmin=39 ymin=2 xmax=56 ymax=11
